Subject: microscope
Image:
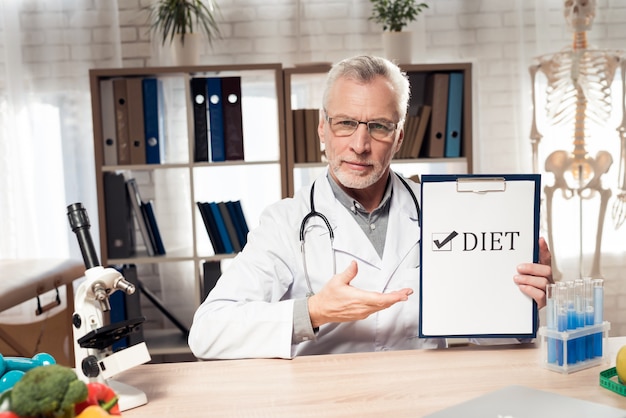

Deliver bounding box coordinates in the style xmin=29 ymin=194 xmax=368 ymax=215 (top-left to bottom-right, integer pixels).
xmin=67 ymin=203 xmax=151 ymax=411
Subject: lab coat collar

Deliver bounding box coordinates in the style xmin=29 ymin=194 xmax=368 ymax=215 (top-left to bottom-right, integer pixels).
xmin=312 ymin=169 xmax=421 ymax=270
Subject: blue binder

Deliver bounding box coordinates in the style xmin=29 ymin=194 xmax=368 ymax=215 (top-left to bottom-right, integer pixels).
xmin=142 ymin=78 xmax=165 ymax=164
xmin=206 ymin=77 xmax=225 ymax=162
xmin=209 ymin=202 xmax=234 ymax=253
xmin=444 ymin=72 xmax=463 ymax=158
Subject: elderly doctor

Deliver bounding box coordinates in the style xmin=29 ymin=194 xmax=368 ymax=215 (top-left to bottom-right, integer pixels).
xmin=188 ymin=55 xmax=553 ymax=360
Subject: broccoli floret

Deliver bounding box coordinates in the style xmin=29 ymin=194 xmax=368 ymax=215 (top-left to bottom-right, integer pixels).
xmin=10 ymin=364 xmax=88 ymax=418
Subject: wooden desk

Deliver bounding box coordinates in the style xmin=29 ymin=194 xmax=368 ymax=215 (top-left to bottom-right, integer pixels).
xmin=0 ymin=259 xmax=85 ymax=365
xmin=118 ymin=340 xmax=626 ymax=417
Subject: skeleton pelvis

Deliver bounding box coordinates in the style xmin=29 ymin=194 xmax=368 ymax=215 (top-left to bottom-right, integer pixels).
xmin=545 ymin=149 xmax=613 ymax=193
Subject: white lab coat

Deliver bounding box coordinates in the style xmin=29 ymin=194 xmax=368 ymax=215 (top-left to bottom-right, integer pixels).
xmin=188 ymin=170 xmax=447 ymax=359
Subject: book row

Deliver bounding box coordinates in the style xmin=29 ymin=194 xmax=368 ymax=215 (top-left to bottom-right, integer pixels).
xmin=190 ymin=76 xmax=245 ymax=163
xmin=100 ymin=75 xmax=246 ymax=167
xmin=197 ymin=200 xmax=250 ymax=255
xmin=100 ymin=78 xmax=166 ymax=166
xmin=103 ymin=172 xmax=166 ymax=258
xmin=418 ymin=71 xmax=464 ymax=159
xmin=290 ymin=72 xmax=463 ymax=163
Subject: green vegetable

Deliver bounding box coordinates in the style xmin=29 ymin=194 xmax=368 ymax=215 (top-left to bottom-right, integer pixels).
xmin=9 ymin=364 xmax=88 ymax=418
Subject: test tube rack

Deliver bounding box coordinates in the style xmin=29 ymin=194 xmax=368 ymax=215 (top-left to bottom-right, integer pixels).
xmin=538 ymin=321 xmax=610 ymax=374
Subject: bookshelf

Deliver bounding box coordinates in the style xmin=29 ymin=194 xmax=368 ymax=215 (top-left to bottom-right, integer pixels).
xmin=89 ymin=64 xmax=286 ymax=359
xmin=282 ymin=62 xmax=474 ymax=196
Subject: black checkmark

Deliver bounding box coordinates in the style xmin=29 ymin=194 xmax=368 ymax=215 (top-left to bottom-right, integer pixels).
xmin=433 ymin=231 xmax=458 ymax=249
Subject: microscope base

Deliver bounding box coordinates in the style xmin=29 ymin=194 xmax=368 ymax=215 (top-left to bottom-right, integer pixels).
xmin=108 ymin=379 xmax=148 ymax=411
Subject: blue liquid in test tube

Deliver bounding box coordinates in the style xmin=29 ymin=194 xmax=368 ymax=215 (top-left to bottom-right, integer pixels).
xmin=566 ymin=281 xmax=577 ymax=365
xmin=556 ymin=282 xmax=567 ymax=366
xmin=546 ymin=283 xmax=556 ymax=364
xmin=574 ymin=279 xmax=586 ymax=362
xmin=584 ymin=277 xmax=594 ymax=359
xmin=593 ymin=279 xmax=604 ymax=357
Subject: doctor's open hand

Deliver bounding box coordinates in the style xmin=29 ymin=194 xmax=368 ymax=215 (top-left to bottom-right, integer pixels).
xmin=307 ymin=260 xmax=414 ymax=329
xmin=513 ymin=237 xmax=553 ymax=310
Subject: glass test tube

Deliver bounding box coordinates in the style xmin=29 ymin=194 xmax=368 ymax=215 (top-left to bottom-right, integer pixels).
xmin=583 ymin=277 xmax=595 ymax=359
xmin=593 ymin=279 xmax=604 ymax=357
xmin=556 ymin=282 xmax=567 ymax=366
xmin=546 ymin=283 xmax=557 ymax=364
xmin=566 ymin=281 xmax=577 ymax=365
xmin=574 ymin=279 xmax=586 ymax=362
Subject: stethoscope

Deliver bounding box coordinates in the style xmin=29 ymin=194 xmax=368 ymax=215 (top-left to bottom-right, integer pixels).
xmin=299 ymin=172 xmax=421 ymax=296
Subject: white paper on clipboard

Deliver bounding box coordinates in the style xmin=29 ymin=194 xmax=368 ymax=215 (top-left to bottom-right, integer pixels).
xmin=419 ymin=174 xmax=541 ymax=339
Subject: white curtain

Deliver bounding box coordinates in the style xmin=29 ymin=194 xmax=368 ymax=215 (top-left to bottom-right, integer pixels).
xmin=0 ymin=0 xmax=122 ymax=262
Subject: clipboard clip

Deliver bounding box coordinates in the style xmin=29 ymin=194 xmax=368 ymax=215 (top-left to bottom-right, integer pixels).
xmin=456 ymin=177 xmax=506 ymax=193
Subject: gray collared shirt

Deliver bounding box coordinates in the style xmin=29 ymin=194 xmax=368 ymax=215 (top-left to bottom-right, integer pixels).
xmin=292 ymin=174 xmax=394 ymax=344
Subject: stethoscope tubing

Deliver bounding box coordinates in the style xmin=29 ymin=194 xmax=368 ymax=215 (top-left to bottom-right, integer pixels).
xmin=299 ymin=172 xmax=420 ymax=296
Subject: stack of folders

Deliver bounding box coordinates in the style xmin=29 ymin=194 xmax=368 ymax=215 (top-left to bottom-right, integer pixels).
xmin=421 ymin=71 xmax=464 ymax=159
xmin=395 ymin=105 xmax=431 ymax=159
xmin=100 ymin=77 xmax=165 ymax=166
xmin=126 ymin=177 xmax=166 ymax=256
xmin=196 ymin=200 xmax=249 ymax=255
xmin=189 ymin=76 xmax=245 ymax=163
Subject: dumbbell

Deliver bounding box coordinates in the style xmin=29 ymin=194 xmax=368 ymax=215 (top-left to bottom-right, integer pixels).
xmin=0 ymin=353 xmax=56 ymax=393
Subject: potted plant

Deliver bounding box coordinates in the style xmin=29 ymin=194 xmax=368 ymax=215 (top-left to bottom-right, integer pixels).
xmin=148 ymin=0 xmax=222 ymax=65
xmin=369 ymin=0 xmax=429 ymax=64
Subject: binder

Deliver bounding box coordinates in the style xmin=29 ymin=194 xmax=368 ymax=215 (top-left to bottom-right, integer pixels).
xmin=409 ymin=105 xmax=431 ymax=158
xmin=208 ymin=201 xmax=234 ymax=253
xmin=190 ymin=77 xmax=209 ymax=162
xmin=109 ymin=280 xmax=128 ymax=351
xmin=126 ymin=178 xmax=155 ymax=256
xmin=109 ymin=265 xmax=146 ymax=350
xmin=304 ymin=108 xmax=320 ymax=162
xmin=202 ymin=261 xmax=222 ymax=301
xmin=120 ymin=264 xmax=145 ymax=347
xmin=142 ymin=200 xmax=166 ymax=255
xmin=126 ymin=78 xmax=147 ymax=165
xmin=103 ymin=172 xmax=135 ymax=259
xmin=217 ymin=201 xmax=242 ymax=252
xmin=423 ymin=73 xmax=449 ymax=158
xmin=206 ymin=77 xmax=225 ymax=162
xmin=293 ymin=109 xmax=307 ymax=163
xmin=419 ymin=174 xmax=541 ymax=339
xmin=142 ymin=78 xmax=165 ymax=164
xmin=99 ymin=79 xmax=118 ymax=165
xmin=444 ymin=72 xmax=463 ymax=158
xmin=197 ymin=202 xmax=225 ymax=254
xmin=226 ymin=200 xmax=248 ymax=248
xmin=220 ymin=77 xmax=245 ymax=161
xmin=113 ymin=79 xmax=131 ymax=165
xmin=400 ymin=114 xmax=419 ymax=159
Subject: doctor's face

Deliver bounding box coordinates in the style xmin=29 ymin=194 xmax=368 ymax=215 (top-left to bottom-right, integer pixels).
xmin=319 ymin=75 xmax=403 ymax=191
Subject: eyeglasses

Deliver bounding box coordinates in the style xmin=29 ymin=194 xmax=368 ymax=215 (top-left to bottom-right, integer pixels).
xmin=324 ymin=111 xmax=399 ymax=142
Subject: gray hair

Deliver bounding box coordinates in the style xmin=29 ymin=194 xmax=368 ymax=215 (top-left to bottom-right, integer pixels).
xmin=322 ymin=55 xmax=410 ymax=121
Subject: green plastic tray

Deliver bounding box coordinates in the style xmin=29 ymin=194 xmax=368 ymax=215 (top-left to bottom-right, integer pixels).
xmin=600 ymin=367 xmax=626 ymax=397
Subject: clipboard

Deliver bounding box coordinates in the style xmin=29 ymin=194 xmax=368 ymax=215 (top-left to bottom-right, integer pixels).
xmin=419 ymin=174 xmax=541 ymax=339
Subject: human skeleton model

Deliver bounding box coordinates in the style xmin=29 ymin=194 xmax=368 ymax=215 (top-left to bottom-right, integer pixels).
xmin=529 ymin=0 xmax=626 ymax=280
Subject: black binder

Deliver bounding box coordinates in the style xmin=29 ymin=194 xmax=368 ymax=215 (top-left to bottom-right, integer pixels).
xmin=103 ymin=172 xmax=135 ymax=259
